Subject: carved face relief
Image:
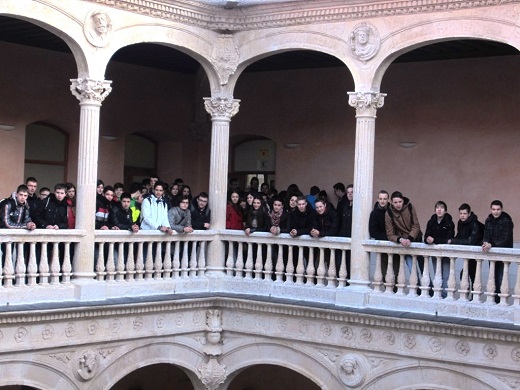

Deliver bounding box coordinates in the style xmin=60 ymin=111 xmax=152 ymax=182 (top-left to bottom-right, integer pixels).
xmin=84 ymin=10 xmax=113 ymax=48
xmin=337 ymin=354 xmax=366 ymax=387
xmin=349 ymin=23 xmax=380 ymax=62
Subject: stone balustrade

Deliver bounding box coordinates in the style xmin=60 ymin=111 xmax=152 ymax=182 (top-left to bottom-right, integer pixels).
xmin=1 ymin=229 xmax=520 ymax=324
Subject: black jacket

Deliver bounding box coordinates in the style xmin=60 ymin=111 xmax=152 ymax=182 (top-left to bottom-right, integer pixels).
xmin=312 ymin=208 xmax=339 ymax=237
xmin=483 ymin=211 xmax=514 ymax=248
xmin=190 ymin=203 xmax=211 ymax=230
xmin=424 ymin=213 xmax=455 ymax=244
xmin=109 ymin=206 xmax=137 ymax=230
xmin=244 ymin=209 xmax=270 ymax=233
xmin=369 ymin=202 xmax=388 ymax=240
xmin=338 ymin=203 xmax=352 ymax=237
xmin=34 ymin=194 xmax=68 ymax=229
xmin=288 ymin=209 xmax=314 ymax=236
xmin=451 ymin=213 xmax=483 ymax=246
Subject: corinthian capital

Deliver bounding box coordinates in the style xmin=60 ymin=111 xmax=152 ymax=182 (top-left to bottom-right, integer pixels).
xmin=70 ymin=78 xmax=112 ymax=104
xmin=204 ymin=97 xmax=240 ymax=120
xmin=348 ymin=91 xmax=386 ymax=116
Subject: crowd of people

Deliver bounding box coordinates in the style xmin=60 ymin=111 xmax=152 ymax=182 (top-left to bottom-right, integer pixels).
xmin=0 ymin=176 xmax=514 ymax=299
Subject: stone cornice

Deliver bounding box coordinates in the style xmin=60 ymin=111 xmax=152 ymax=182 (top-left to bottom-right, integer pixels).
xmin=86 ymin=0 xmax=520 ymax=31
xmin=1 ymin=296 xmax=518 ymax=342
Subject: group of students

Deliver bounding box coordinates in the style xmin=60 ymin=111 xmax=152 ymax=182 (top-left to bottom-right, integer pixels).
xmin=369 ymin=190 xmax=514 ymax=299
xmin=0 ymin=175 xmax=211 ymax=236
xmin=226 ymin=178 xmax=355 ymax=240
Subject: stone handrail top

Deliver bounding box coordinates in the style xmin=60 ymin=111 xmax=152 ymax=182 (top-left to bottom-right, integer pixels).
xmin=364 ymin=239 xmax=520 ymax=261
xmin=0 ymin=229 xmax=86 ymax=241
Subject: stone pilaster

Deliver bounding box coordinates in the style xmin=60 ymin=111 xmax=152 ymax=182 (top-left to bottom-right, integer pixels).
xmin=70 ymin=78 xmax=112 ymax=284
xmin=204 ymin=97 xmax=240 ymax=276
xmin=347 ymin=91 xmax=385 ymax=290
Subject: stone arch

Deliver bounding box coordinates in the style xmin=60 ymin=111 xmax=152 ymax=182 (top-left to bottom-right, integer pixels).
xmin=87 ymin=340 xmax=204 ymax=390
xmin=226 ymin=30 xmax=356 ymax=93
xmin=221 ymin=342 xmax=342 ymax=389
xmin=371 ymin=17 xmax=520 ymax=90
xmin=0 ymin=360 xmax=79 ymax=390
xmin=0 ymin=0 xmax=89 ymax=77
xmin=90 ymin=24 xmax=220 ymax=93
xmin=364 ymin=363 xmax=503 ymax=390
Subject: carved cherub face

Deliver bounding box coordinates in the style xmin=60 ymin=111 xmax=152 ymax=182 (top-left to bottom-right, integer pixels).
xmin=207 ymin=331 xmax=221 ymax=345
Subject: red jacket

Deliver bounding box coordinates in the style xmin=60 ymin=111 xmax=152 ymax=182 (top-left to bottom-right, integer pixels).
xmin=226 ymin=203 xmax=243 ymax=230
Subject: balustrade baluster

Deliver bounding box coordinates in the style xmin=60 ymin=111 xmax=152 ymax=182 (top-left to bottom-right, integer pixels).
xmin=189 ymin=241 xmax=198 ymax=277
xmin=244 ymin=243 xmax=254 ymax=279
xmin=62 ymin=243 xmax=72 ymax=284
xmin=235 ymin=242 xmax=244 ymax=278
xmin=295 ymin=245 xmax=305 ymax=285
xmin=384 ymin=253 xmax=396 ymax=294
xmin=135 ymin=242 xmax=144 ymax=280
xmin=95 ymin=242 xmax=105 ymax=281
xmin=198 ymin=241 xmax=206 ymax=277
xmin=3 ymin=243 xmax=13 ymax=287
xmin=419 ymin=255 xmax=431 ymax=298
xmin=264 ymin=244 xmax=273 ymax=280
xmin=164 ymin=241 xmax=173 ymax=279
xmin=446 ymin=257 xmax=456 ymax=300
xmin=15 ymin=242 xmax=25 ymax=286
xmin=49 ymin=242 xmax=60 ymax=285
xmin=316 ymin=248 xmax=326 ymax=286
xmin=459 ymin=258 xmax=470 ymax=301
xmin=338 ymin=250 xmax=348 ymax=288
xmin=274 ymin=244 xmax=284 ymax=282
xmin=172 ymin=242 xmax=180 ymax=278
xmin=396 ymin=254 xmax=406 ymax=295
xmin=408 ymin=255 xmax=419 ymax=297
xmin=144 ymin=242 xmax=154 ymax=279
xmin=116 ymin=242 xmax=125 ymax=281
xmin=106 ymin=242 xmax=116 ymax=281
xmin=27 ymin=242 xmax=38 ymax=286
xmin=472 ymin=259 xmax=483 ymax=302
xmin=373 ymin=252 xmax=383 ymax=292
xmin=498 ymin=261 xmax=510 ymax=305
xmin=326 ymin=249 xmax=337 ymax=288
xmin=181 ymin=242 xmax=189 ymax=278
xmin=254 ymin=243 xmax=264 ymax=279
xmin=486 ymin=260 xmax=497 ymax=304
xmin=38 ymin=242 xmax=49 ymax=285
xmin=285 ymin=245 xmax=295 ymax=284
xmin=225 ymin=241 xmax=235 ymax=276
xmin=513 ymin=262 xmax=520 ymax=305
xmin=154 ymin=242 xmax=163 ymax=280
xmin=432 ymin=256 xmax=442 ymax=299
xmin=126 ymin=243 xmax=136 ymax=281
xmin=305 ymin=247 xmax=315 ymax=285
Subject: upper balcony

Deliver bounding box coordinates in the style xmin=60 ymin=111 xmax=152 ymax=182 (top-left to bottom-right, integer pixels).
xmin=1 ymin=228 xmax=518 ymax=327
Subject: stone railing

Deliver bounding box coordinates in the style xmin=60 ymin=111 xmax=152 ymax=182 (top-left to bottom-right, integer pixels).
xmin=0 ymin=229 xmax=84 ymax=288
xmin=94 ymin=230 xmax=214 ymax=282
xmin=2 ymin=229 xmax=520 ymax=324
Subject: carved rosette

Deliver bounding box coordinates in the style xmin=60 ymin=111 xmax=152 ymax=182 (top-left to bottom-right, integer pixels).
xmin=348 ymin=91 xmax=386 ymax=117
xmin=203 ymin=97 xmax=240 ymax=121
xmin=337 ymin=353 xmax=367 ymax=387
xmin=70 ymin=78 xmax=112 ymax=105
xmin=210 ymin=34 xmax=240 ymax=85
xmin=198 ymin=357 xmax=227 ymax=390
xmin=456 ymin=340 xmax=470 ymax=356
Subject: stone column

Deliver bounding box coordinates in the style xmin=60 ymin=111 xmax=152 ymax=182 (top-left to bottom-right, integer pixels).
xmin=347 ymin=91 xmax=385 ymax=290
xmin=203 ymin=97 xmax=240 ymax=276
xmin=70 ymin=78 xmax=112 ymax=283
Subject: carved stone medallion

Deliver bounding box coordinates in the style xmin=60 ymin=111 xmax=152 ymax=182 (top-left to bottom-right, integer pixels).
xmin=337 ymin=353 xmax=367 ymax=387
xmin=84 ymin=9 xmax=113 ymax=48
xmin=349 ymin=22 xmax=380 ymax=62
